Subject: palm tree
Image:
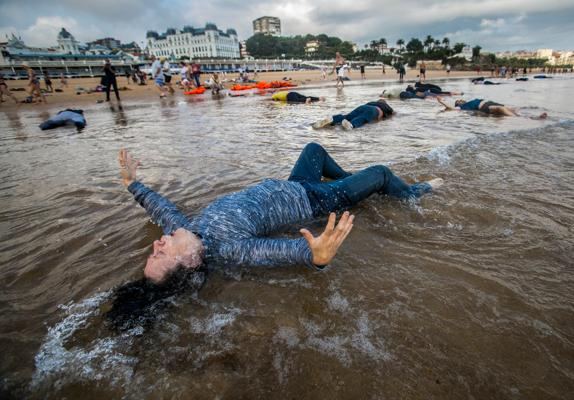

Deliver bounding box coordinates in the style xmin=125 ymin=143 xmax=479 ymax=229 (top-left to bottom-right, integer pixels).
xmin=442 ymin=37 xmax=450 ymax=48
xmin=370 ymin=40 xmax=378 ymax=51
xmin=472 ymin=45 xmax=482 ymax=61
xmin=396 ymin=38 xmax=404 ymax=52
xmin=379 ymin=38 xmax=387 ymax=47
xmin=424 ymin=35 xmax=434 ymax=52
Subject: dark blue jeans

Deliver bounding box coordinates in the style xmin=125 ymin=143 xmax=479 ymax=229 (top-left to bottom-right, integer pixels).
xmin=332 ymin=105 xmax=380 ymax=128
xmin=288 ymin=143 xmax=431 ymax=216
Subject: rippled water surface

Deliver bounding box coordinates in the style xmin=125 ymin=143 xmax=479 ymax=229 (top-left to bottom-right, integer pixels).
xmin=1 ymin=76 xmax=573 ymax=399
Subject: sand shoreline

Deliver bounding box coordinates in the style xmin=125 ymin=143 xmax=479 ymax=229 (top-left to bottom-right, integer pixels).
xmin=0 ymin=69 xmax=503 ymax=111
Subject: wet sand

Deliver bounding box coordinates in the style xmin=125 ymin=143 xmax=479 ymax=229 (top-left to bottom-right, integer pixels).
xmin=1 ymin=69 xmax=481 ymax=110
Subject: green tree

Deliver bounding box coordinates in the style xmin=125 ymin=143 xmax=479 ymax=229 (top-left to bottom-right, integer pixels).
xmin=472 ymin=45 xmax=481 ymax=61
xmin=452 ymin=42 xmax=466 ymax=54
xmin=488 ymin=53 xmax=496 ymax=64
xmin=442 ymin=37 xmax=450 ymax=48
xmin=396 ymin=38 xmax=404 ymax=51
xmin=406 ymin=38 xmax=424 ymax=53
xmin=424 ymin=35 xmax=434 ymax=52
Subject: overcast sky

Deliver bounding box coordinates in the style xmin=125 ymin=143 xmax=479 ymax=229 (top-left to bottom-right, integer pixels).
xmin=1 ymin=0 xmax=573 ymax=52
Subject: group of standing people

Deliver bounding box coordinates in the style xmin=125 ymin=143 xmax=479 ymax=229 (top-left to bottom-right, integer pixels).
xmin=150 ymin=55 xmax=202 ymax=98
xmin=178 ymin=59 xmax=202 ymax=90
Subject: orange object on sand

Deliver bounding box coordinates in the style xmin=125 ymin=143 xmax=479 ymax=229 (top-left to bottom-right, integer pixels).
xmin=230 ymin=81 xmax=297 ymax=92
xmin=184 ymin=86 xmax=206 ymax=95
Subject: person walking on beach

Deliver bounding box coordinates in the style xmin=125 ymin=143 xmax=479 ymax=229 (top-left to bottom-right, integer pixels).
xmin=419 ymin=61 xmax=426 ymax=81
xmin=150 ymin=55 xmax=167 ymax=98
xmin=397 ymin=62 xmax=405 ymax=82
xmin=59 ymin=73 xmax=68 ymax=90
xmin=102 ymin=59 xmax=120 ymax=102
xmin=332 ymin=52 xmax=345 ymax=76
xmin=446 ymin=64 xmax=451 ymax=76
xmin=116 ymin=143 xmax=443 ymax=284
xmin=360 ymin=64 xmax=366 ymax=80
xmin=312 ymin=99 xmax=394 ymax=130
xmin=44 ymin=72 xmax=53 ymax=93
xmin=191 ymin=61 xmax=201 ymax=88
xmin=162 ymin=58 xmax=175 ymax=95
xmin=321 ymin=65 xmax=327 ymax=80
xmin=336 ymin=64 xmax=350 ymax=88
xmin=23 ymin=64 xmax=46 ymax=103
xmin=0 ymin=73 xmax=19 ymax=104
xmin=125 ymin=69 xmax=131 ymax=85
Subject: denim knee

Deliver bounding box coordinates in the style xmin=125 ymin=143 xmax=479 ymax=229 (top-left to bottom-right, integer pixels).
xmin=303 ymin=142 xmax=325 ymax=154
xmin=367 ymin=165 xmax=391 ymax=177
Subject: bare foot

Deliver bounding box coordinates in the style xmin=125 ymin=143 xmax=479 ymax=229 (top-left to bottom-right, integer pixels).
xmin=427 ymin=178 xmax=444 ymax=190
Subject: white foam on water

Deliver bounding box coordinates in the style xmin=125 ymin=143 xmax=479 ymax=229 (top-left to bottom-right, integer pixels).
xmin=189 ymin=308 xmax=241 ymax=336
xmin=273 ymin=326 xmax=300 ymax=348
xmin=297 ymin=312 xmax=392 ymax=367
xmin=31 ymin=291 xmax=139 ymax=390
xmin=327 ymin=291 xmax=350 ymax=313
xmin=350 ymin=313 xmax=392 ymax=362
xmin=426 ymin=145 xmax=451 ymax=166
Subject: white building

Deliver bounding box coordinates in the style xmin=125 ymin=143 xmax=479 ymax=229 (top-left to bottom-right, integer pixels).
xmin=252 ymin=16 xmax=281 ymax=36
xmin=453 ymin=45 xmax=473 ymax=61
xmin=57 ymin=28 xmax=80 ymax=54
xmin=305 ymin=40 xmax=320 ymax=57
xmin=146 ymin=24 xmax=240 ymax=59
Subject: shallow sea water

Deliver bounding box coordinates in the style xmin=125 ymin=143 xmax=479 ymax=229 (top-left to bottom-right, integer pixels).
xmin=1 ymin=76 xmax=573 ymax=399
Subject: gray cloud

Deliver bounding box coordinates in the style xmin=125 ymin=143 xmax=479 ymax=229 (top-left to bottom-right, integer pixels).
xmin=0 ymin=0 xmax=572 ymax=51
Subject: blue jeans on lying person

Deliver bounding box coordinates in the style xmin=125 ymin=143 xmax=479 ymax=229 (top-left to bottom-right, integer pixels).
xmin=288 ymin=142 xmax=431 ymax=216
xmin=332 ymin=105 xmax=380 ymax=128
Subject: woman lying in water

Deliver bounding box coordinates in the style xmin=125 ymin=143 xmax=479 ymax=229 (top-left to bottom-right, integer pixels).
xmin=437 ymin=97 xmax=547 ymax=118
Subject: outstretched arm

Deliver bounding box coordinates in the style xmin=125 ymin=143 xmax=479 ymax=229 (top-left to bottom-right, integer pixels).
xmin=219 ymin=212 xmax=354 ymax=269
xmin=436 ymin=96 xmax=454 ymax=111
xmin=119 ymin=149 xmax=190 ymax=234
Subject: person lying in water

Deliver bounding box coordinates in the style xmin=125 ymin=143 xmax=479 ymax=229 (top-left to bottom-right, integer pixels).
xmin=414 ymin=82 xmax=462 ymax=95
xmin=472 ymin=77 xmax=501 ymax=85
xmin=118 ymin=143 xmax=443 ymax=284
xmin=312 ymin=99 xmax=394 ymax=130
xmin=437 ymin=97 xmax=548 ymax=118
xmin=271 ymin=91 xmax=325 ymax=104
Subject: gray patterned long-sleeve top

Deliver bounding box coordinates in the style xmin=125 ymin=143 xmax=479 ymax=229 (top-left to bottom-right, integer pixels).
xmin=128 ymin=179 xmax=318 ymax=269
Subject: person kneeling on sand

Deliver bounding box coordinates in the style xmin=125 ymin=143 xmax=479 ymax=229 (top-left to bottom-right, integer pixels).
xmin=312 ymin=99 xmax=394 ymax=130
xmin=437 ymin=97 xmax=547 ymax=118
xmin=271 ymin=91 xmax=325 ymax=104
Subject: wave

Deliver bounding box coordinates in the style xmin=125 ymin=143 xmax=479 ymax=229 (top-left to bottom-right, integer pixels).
xmin=420 ymin=118 xmax=574 ymax=167
xmin=31 ymin=291 xmax=140 ymax=390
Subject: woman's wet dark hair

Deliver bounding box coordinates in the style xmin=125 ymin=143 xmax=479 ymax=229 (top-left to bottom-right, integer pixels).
xmin=105 ymin=265 xmax=207 ymax=332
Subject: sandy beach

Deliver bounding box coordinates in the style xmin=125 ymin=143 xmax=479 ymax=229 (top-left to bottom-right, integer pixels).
xmin=1 ymin=68 xmax=483 ymax=110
